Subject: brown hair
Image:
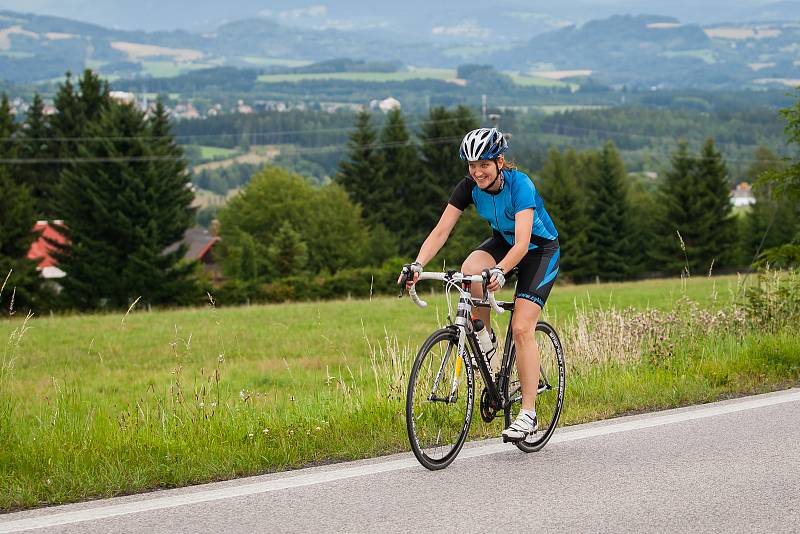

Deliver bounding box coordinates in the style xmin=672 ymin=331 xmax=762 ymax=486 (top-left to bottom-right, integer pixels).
xmin=501 ymin=159 xmax=517 ymax=171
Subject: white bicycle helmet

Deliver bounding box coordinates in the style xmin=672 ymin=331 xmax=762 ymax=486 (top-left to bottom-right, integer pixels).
xmin=459 ymin=127 xmax=508 ymax=161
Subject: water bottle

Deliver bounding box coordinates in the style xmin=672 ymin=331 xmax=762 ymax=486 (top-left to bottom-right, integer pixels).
xmin=473 ymin=319 xmax=496 ymax=371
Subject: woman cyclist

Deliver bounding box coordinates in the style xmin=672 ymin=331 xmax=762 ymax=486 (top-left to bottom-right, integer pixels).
xmin=399 ymin=127 xmax=560 ymax=443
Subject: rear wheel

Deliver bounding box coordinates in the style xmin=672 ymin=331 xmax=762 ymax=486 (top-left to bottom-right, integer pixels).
xmin=406 ymin=327 xmax=474 ymax=470
xmin=503 ymin=321 xmax=565 ymax=452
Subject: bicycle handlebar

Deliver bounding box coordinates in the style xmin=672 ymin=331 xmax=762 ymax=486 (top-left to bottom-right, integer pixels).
xmin=407 ymin=271 xmax=505 ymax=315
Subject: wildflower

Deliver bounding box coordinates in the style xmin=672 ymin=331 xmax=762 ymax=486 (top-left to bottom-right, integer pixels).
xmin=315 ymin=426 xmax=321 ymax=431
xmin=262 ymin=428 xmax=269 ymax=434
xmin=248 ymin=433 xmax=254 ymax=438
xmin=218 ymin=354 xmax=225 ymax=363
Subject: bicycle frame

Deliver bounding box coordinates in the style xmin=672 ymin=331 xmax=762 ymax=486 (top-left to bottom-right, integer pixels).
xmin=409 ymin=271 xmax=514 ymax=412
xmin=406 ymin=270 xmax=551 ymax=414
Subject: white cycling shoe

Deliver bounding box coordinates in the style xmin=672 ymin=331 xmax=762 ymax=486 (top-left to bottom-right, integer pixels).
xmin=502 ymin=411 xmax=538 ymax=443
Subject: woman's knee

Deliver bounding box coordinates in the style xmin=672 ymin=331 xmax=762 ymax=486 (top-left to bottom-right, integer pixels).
xmin=461 ymin=251 xmax=494 ymax=275
xmin=511 ymin=320 xmax=536 ymax=344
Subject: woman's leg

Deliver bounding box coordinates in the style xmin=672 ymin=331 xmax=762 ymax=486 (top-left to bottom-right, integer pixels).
xmin=461 ymin=249 xmax=496 ymax=331
xmin=511 ymin=298 xmax=542 ymax=411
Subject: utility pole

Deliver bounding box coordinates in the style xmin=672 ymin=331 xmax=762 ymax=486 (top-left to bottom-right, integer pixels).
xmin=481 ymin=94 xmax=487 ymax=123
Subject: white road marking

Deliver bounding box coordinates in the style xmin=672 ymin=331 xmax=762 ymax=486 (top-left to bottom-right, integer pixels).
xmin=2 ymin=389 xmax=798 ymax=533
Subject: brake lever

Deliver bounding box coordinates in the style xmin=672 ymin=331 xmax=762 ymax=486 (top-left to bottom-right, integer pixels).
xmin=398 ymin=272 xmax=409 ymax=298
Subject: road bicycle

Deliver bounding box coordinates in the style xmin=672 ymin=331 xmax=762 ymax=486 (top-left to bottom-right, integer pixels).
xmin=399 ymin=269 xmax=565 ymax=470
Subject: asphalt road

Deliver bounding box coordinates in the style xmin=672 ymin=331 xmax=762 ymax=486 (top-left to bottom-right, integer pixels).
xmin=3 ymin=388 xmax=799 ymax=533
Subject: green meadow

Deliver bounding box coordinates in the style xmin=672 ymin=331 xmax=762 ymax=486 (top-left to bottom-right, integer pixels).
xmin=1 ymin=273 xmax=798 ymax=511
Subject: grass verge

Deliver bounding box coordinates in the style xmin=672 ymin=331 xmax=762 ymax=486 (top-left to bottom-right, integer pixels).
xmin=0 ymin=272 xmax=798 ymax=511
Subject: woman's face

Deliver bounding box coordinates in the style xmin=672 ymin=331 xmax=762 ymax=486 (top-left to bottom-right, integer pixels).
xmin=468 ymin=155 xmax=504 ymax=190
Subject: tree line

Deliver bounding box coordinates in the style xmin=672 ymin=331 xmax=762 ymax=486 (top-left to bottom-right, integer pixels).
xmin=1 ymin=70 xmax=195 ymax=313
xmin=1 ymin=70 xmax=797 ymax=313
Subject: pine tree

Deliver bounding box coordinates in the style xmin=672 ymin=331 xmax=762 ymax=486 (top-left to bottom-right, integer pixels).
xmin=538 ymin=147 xmax=592 ymax=282
xmin=52 ymin=102 xmax=196 ymax=309
xmin=0 ymin=98 xmax=43 ymax=315
xmin=49 ymin=70 xmax=111 ymax=220
xmin=18 ymin=94 xmax=56 ymax=217
xmin=336 ymin=110 xmax=384 ymax=222
xmin=653 ymin=141 xmax=702 ymax=276
xmin=585 ymin=141 xmax=632 ymax=281
xmin=267 ymin=222 xmax=309 ymax=276
xmin=694 ymin=138 xmax=737 ymax=271
xmin=379 ymin=108 xmax=419 ymax=246
xmin=416 ymin=106 xmax=479 ymax=248
xmin=626 ymin=174 xmax=660 ymax=275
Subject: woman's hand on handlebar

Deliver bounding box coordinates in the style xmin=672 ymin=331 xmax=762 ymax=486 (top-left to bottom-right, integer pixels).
xmin=397 ymin=261 xmax=423 ymax=290
xmin=484 ymin=267 xmax=506 ymax=293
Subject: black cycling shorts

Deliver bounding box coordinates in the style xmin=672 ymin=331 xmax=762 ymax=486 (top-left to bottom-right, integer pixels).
xmin=476 ymin=231 xmax=560 ymax=308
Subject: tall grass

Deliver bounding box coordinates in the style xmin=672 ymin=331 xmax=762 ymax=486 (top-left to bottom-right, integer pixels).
xmin=0 ymin=272 xmax=798 ymax=511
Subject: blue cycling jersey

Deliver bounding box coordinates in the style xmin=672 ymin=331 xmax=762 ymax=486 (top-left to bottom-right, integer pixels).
xmin=448 ymin=169 xmax=558 ymax=250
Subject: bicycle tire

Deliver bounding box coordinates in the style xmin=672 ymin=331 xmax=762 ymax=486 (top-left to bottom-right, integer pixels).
xmin=503 ymin=320 xmax=565 ymax=453
xmin=406 ymin=327 xmax=474 ymax=470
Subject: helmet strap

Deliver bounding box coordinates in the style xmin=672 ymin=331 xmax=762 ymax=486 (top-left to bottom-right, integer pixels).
xmin=480 ymin=161 xmax=504 ymax=195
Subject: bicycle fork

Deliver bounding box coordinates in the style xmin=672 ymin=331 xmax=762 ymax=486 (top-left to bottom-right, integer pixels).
xmin=429 ymin=295 xmax=473 ymax=404
xmin=428 ymin=327 xmax=468 ymax=404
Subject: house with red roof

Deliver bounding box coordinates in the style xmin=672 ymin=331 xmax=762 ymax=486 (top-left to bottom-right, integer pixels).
xmin=27 ymin=222 xmax=222 ymax=282
xmin=27 ymin=221 xmax=67 ymax=280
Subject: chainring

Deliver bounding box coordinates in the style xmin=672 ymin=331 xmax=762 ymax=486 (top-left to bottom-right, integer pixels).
xmin=479 ymin=387 xmax=500 ymax=423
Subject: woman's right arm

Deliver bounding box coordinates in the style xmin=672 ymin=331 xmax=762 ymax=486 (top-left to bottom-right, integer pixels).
xmin=414 ymin=204 xmax=463 ymax=266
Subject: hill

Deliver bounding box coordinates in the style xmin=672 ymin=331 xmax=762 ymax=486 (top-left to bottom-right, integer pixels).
xmin=1 ymin=10 xmax=799 ymax=89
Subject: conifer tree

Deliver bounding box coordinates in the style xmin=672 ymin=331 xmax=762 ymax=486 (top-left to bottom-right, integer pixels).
xmin=0 ymin=97 xmax=44 ymax=313
xmin=336 ymin=110 xmax=384 ymax=221
xmin=626 ymin=174 xmax=660 ymax=275
xmin=653 ymin=141 xmax=702 ymax=275
xmin=538 ymin=147 xmax=592 ymax=281
xmin=379 ymin=108 xmax=419 ymax=246
xmin=416 ymin=106 xmax=479 ymax=248
xmin=18 ymin=94 xmax=56 ymax=217
xmin=45 ymin=71 xmax=111 ymax=220
xmin=52 ymin=102 xmax=196 ymax=309
xmin=268 ymin=222 xmax=309 ymax=276
xmin=585 ymin=141 xmax=632 ymax=281
xmin=694 ymin=138 xmax=737 ymax=271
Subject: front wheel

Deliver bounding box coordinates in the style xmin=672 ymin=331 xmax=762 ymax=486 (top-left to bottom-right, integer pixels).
xmin=504 ymin=321 xmax=565 ymax=453
xmin=406 ymin=327 xmax=474 ymax=470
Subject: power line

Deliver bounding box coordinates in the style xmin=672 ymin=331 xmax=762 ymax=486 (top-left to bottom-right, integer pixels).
xmin=0 ymin=115 xmax=471 ymax=144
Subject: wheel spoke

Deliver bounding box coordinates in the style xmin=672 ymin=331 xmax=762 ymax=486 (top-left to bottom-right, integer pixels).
xmin=407 ymin=329 xmax=473 ymax=469
xmin=503 ymin=322 xmax=565 ymax=453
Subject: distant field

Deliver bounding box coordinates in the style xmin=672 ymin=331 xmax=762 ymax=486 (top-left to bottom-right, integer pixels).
xmin=191 ymin=144 xmax=280 ymax=172
xmin=257 ymin=68 xmax=456 ymax=83
xmin=195 ymin=145 xmax=240 ymax=160
xmin=530 ymin=69 xmax=593 ymax=80
xmin=240 ymin=57 xmax=312 ymax=68
xmin=660 ymin=49 xmax=716 ymax=64
xmin=111 ymin=41 xmax=204 ymax=62
xmin=705 ymin=27 xmax=781 ymax=40
xmin=507 ymin=73 xmax=571 ymax=88
xmin=191 ymin=187 xmax=240 ymax=208
xmin=140 ymin=61 xmax=219 ymax=78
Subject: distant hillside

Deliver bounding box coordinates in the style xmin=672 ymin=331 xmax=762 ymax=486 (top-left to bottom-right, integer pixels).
xmin=1 ymin=10 xmax=799 ymax=89
xmin=491 ymin=14 xmax=800 ymax=89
